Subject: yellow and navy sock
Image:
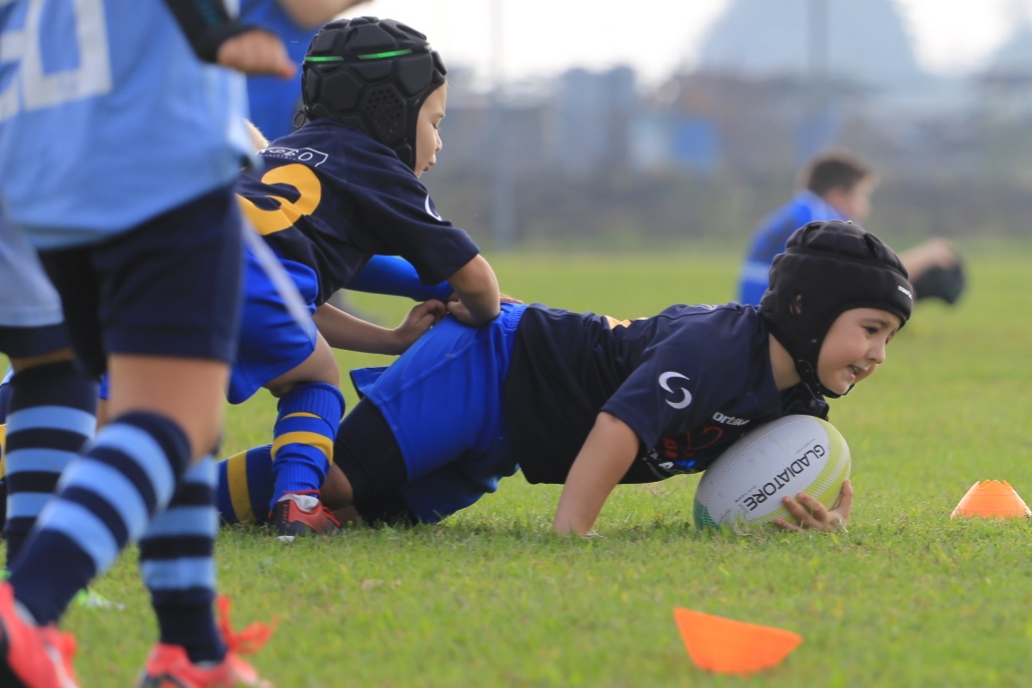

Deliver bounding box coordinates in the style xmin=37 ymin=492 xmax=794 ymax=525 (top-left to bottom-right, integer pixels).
xmin=269 ymin=382 xmax=344 ymax=510
xmin=7 ymin=411 xmax=190 ymax=625
xmin=140 ymin=454 xmax=225 ymax=664
xmin=216 ymin=445 xmax=274 ymax=526
xmin=3 ymin=361 xmax=97 ymax=567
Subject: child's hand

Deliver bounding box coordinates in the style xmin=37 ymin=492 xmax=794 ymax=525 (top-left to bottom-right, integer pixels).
xmin=392 ymin=300 xmax=447 ymax=353
xmin=217 ymin=29 xmax=295 ymax=78
xmin=773 ymin=479 xmax=853 ymax=532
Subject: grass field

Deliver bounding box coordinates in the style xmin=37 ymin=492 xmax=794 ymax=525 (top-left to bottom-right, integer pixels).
xmin=15 ymin=245 xmax=1032 ymax=686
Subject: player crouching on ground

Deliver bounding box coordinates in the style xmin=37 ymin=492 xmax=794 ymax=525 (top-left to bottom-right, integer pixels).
xmin=217 ymin=220 xmax=913 ymax=535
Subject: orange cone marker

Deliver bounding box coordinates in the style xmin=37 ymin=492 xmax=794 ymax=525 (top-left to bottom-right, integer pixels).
xmin=673 ymin=608 xmax=802 ymax=674
xmin=950 ymin=480 xmax=1031 ymax=519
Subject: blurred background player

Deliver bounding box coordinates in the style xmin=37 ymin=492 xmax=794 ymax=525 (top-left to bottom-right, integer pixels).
xmin=241 ymin=0 xmax=375 ymax=140
xmin=0 ymin=1 xmax=294 ymax=685
xmin=219 ymin=221 xmax=912 ymax=537
xmin=737 ymin=149 xmax=966 ymax=307
xmin=233 ymin=16 xmax=503 ymax=536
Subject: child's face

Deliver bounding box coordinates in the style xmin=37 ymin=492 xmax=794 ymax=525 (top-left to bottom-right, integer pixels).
xmin=816 ymin=307 xmax=901 ymax=395
xmin=414 ymin=83 xmax=446 ymax=178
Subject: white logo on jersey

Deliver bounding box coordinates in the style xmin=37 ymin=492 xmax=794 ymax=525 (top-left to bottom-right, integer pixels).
xmin=659 ymin=372 xmax=693 ymax=409
xmin=712 ymin=411 xmax=749 ymax=426
xmin=262 ymin=147 xmax=329 ymax=167
xmin=425 ymin=195 xmax=443 ymax=221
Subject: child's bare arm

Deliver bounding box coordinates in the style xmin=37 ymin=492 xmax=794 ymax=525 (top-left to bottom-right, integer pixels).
xmin=216 ymin=30 xmax=295 ymax=78
xmin=162 ymin=0 xmax=294 ymax=77
xmin=313 ymin=300 xmax=446 ymax=355
xmin=444 ymin=255 xmax=502 ymax=326
xmin=553 ymin=412 xmax=640 ymax=535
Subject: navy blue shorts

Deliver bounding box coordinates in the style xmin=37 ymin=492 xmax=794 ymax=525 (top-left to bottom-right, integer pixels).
xmin=0 ymin=324 xmax=70 ymax=359
xmin=38 ymin=186 xmax=244 ymax=376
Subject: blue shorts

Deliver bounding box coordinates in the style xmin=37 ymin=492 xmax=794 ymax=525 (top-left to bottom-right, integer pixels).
xmin=349 ymin=303 xmax=526 ymax=522
xmin=38 ymin=186 xmax=244 ymax=376
xmin=227 ymin=251 xmax=318 ymax=404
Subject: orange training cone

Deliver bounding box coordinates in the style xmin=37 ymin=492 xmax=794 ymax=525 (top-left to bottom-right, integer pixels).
xmin=673 ymin=608 xmax=802 ymax=674
xmin=950 ymin=480 xmax=1031 ymax=519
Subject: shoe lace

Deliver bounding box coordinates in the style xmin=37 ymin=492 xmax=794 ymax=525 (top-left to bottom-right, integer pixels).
xmin=216 ymin=596 xmax=278 ymax=657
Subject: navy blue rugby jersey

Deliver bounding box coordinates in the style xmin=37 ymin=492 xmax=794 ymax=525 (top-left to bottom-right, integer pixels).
xmin=504 ymin=303 xmax=828 ymax=484
xmin=236 ymin=121 xmax=481 ymax=304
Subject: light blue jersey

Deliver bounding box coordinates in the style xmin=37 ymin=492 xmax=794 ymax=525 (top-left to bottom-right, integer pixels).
xmin=0 ymin=0 xmax=252 ymax=249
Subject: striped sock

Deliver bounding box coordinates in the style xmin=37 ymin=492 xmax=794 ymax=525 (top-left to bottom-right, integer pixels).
xmin=216 ymin=445 xmax=274 ymax=525
xmin=7 ymin=411 xmax=190 ymax=625
xmin=269 ymin=382 xmax=344 ymax=509
xmin=141 ymin=454 xmax=225 ymax=664
xmin=3 ymin=362 xmax=97 ymax=567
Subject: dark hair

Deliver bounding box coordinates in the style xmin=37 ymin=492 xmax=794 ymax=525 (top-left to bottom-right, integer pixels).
xmin=802 ymin=150 xmax=875 ymax=198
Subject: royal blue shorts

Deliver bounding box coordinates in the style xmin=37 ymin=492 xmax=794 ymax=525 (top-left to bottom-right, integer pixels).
xmin=38 ymin=186 xmax=244 ymax=376
xmin=349 ymin=303 xmax=526 ymax=522
xmin=226 ymin=250 xmax=318 ymax=404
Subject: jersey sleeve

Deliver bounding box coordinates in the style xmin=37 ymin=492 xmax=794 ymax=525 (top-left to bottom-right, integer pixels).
xmin=345 ymin=255 xmax=453 ymax=302
xmin=341 ymin=147 xmax=482 ymax=286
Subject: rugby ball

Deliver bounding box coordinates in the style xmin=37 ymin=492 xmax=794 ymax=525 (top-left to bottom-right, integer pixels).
xmin=693 ymin=415 xmax=850 ymax=529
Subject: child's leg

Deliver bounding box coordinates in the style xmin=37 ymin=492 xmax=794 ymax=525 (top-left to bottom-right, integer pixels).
xmin=216 ymin=445 xmax=274 ymax=526
xmin=3 ymin=357 xmax=96 ymax=567
xmin=138 ymin=454 xmax=225 ymax=663
xmin=230 ymin=250 xmax=344 ymax=534
xmin=269 ymin=379 xmax=345 ymax=501
xmin=6 ymin=404 xmax=192 ymax=625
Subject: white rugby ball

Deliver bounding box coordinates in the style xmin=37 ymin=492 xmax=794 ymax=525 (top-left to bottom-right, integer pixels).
xmin=693 ymin=415 xmax=850 ymax=529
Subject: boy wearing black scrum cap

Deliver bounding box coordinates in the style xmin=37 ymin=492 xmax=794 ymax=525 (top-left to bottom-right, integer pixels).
xmin=217 ymin=221 xmax=912 ymax=537
xmin=232 ymin=17 xmax=505 ymax=536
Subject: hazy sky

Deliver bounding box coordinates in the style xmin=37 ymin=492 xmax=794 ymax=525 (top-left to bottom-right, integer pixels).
xmin=348 ymin=0 xmax=1032 ymax=86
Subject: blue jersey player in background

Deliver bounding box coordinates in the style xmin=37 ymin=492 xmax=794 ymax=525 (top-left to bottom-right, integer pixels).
xmin=736 ymin=149 xmax=964 ymax=308
xmin=231 ymin=16 xmax=505 ymax=537
xmin=240 ymin=0 xmax=374 ymax=140
xmin=219 ymin=221 xmax=913 ymax=537
xmin=0 ymin=2 xmax=295 ymax=686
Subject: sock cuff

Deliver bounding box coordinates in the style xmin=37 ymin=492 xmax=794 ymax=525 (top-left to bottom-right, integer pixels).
xmin=277 ymin=382 xmax=345 ymax=424
xmin=9 ymin=361 xmax=98 ymax=414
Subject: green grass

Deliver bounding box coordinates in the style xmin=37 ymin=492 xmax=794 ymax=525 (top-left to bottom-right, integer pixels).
xmin=17 ymin=245 xmax=1032 ymax=686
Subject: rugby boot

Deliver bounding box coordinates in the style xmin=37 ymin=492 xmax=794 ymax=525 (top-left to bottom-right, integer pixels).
xmin=270 ymin=491 xmax=340 ymax=536
xmin=0 ymin=581 xmax=79 ymax=688
xmin=136 ymin=596 xmax=275 ymax=688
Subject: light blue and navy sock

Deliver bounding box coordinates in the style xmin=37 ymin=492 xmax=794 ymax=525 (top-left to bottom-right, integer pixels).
xmin=7 ymin=411 xmax=190 ymax=625
xmin=3 ymin=361 xmax=97 ymax=567
xmin=216 ymin=445 xmax=274 ymax=526
xmin=140 ymin=454 xmax=226 ymax=664
xmin=269 ymin=382 xmax=344 ymax=510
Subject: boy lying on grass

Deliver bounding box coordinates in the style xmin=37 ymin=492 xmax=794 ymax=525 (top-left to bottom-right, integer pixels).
xmin=218 ymin=220 xmax=912 ymax=534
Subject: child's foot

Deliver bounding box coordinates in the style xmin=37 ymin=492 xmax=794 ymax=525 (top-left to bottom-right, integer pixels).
xmin=0 ymin=581 xmax=79 ymax=687
xmin=136 ymin=595 xmax=275 ymax=688
xmin=270 ymin=491 xmax=340 ymax=536
xmin=136 ymin=643 xmax=270 ymax=688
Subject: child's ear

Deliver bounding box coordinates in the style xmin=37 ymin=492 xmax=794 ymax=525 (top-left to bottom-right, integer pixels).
xmin=790 ymin=294 xmax=804 ymax=315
